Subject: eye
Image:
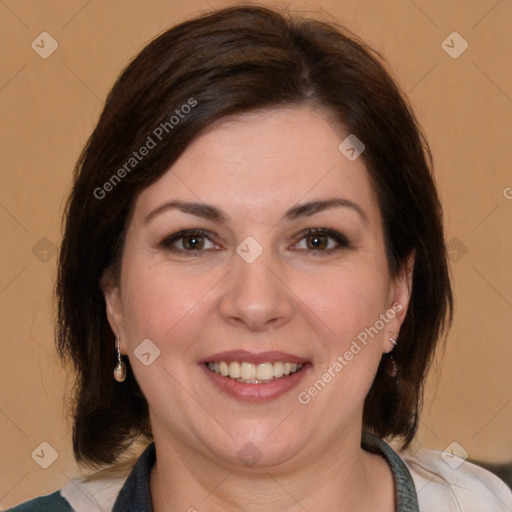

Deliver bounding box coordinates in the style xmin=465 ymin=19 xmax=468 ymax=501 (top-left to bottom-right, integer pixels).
xmin=160 ymin=229 xmax=219 ymax=253
xmin=292 ymin=229 xmax=349 ymax=253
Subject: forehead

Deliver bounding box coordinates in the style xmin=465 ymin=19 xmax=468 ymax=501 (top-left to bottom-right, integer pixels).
xmin=134 ymin=106 xmax=380 ymax=225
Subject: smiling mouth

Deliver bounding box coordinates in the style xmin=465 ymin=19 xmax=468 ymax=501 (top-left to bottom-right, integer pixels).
xmin=206 ymin=361 xmax=305 ymax=384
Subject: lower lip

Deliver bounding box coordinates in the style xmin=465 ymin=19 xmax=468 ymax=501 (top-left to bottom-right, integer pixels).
xmin=201 ymin=363 xmax=311 ymax=402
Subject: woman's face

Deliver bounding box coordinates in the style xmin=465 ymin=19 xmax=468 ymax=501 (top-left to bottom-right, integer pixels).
xmin=104 ymin=106 xmax=411 ymax=469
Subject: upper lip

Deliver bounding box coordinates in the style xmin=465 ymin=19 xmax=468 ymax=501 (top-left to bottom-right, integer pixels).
xmin=200 ymin=350 xmax=309 ymax=365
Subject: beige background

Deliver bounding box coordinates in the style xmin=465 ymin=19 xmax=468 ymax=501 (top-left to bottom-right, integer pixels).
xmin=1 ymin=0 xmax=511 ymax=508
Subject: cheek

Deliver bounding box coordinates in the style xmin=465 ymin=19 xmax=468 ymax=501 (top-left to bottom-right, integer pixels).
xmin=294 ymin=262 xmax=390 ymax=341
xmin=119 ymin=255 xmax=222 ymax=350
xmin=294 ymin=271 xmax=389 ymax=415
xmin=118 ymin=257 xmax=217 ymax=411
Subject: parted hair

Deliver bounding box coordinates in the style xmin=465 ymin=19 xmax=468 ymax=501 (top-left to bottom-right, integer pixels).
xmin=57 ymin=5 xmax=453 ymax=467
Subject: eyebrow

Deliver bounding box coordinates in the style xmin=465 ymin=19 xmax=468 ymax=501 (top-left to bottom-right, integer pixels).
xmin=285 ymin=198 xmax=367 ymax=223
xmin=145 ymin=201 xmax=228 ymax=224
xmin=144 ymin=198 xmax=367 ymax=224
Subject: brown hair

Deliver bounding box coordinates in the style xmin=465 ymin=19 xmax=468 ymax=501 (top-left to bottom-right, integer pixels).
xmin=57 ymin=5 xmax=452 ymax=468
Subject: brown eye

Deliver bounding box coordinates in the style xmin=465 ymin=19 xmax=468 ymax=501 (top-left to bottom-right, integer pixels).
xmin=182 ymin=234 xmax=205 ymax=250
xmin=160 ymin=229 xmax=219 ymax=254
xmin=292 ymin=228 xmax=350 ymax=253
xmin=306 ymin=233 xmax=329 ymax=250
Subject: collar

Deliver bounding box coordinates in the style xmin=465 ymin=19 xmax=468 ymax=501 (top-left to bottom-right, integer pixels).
xmin=362 ymin=432 xmax=419 ymax=512
xmin=110 ymin=433 xmax=419 ymax=512
xmin=112 ymin=441 xmax=156 ymax=512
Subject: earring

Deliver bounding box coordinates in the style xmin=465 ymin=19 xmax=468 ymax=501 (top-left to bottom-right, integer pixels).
xmin=113 ymin=336 xmax=126 ymax=382
xmin=386 ymin=336 xmax=398 ymax=378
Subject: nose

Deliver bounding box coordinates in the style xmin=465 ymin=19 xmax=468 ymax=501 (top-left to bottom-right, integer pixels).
xmin=218 ymin=251 xmax=294 ymax=332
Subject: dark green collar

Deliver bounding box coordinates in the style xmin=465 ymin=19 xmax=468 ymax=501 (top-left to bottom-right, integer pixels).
xmin=362 ymin=432 xmax=419 ymax=512
xmin=113 ymin=434 xmax=419 ymax=512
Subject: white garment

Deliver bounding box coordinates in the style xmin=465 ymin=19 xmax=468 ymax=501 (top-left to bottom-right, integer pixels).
xmin=60 ymin=475 xmax=124 ymax=512
xmin=402 ymin=449 xmax=512 ymax=511
xmin=60 ymin=448 xmax=512 ymax=512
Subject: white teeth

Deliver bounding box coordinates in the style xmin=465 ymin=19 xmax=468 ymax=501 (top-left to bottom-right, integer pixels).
xmin=206 ymin=360 xmax=305 ymax=383
xmin=256 ymin=362 xmax=274 ymax=380
xmin=240 ymin=362 xmax=256 ymax=380
xmin=273 ymin=361 xmax=284 ymax=378
xmin=230 ymin=361 xmax=241 ymax=378
xmin=219 ymin=361 xmax=229 ymax=376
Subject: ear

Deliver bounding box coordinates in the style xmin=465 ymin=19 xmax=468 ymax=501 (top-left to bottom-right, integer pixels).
xmin=100 ymin=268 xmax=127 ymax=354
xmin=383 ymin=250 xmax=415 ymax=353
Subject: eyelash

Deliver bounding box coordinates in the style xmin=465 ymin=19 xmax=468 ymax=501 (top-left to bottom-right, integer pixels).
xmin=159 ymin=229 xmax=217 ymax=254
xmin=159 ymin=228 xmax=350 ymax=256
xmin=292 ymin=228 xmax=350 ymax=254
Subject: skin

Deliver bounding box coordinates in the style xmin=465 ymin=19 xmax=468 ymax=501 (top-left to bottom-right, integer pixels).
xmin=103 ymin=106 xmax=413 ymax=511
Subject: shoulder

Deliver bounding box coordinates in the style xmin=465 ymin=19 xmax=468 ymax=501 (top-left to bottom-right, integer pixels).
xmin=6 ymin=491 xmax=73 ymax=511
xmin=6 ymin=474 xmax=126 ymax=512
xmin=400 ymin=447 xmax=512 ymax=511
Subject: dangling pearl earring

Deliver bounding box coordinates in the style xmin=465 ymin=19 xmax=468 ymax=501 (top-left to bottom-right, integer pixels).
xmin=113 ymin=336 xmax=126 ymax=382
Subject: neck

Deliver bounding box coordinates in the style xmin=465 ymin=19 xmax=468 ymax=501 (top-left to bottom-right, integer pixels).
xmin=149 ymin=429 xmax=394 ymax=512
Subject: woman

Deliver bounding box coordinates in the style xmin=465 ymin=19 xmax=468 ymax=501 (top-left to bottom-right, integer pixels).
xmin=9 ymin=5 xmax=512 ymax=511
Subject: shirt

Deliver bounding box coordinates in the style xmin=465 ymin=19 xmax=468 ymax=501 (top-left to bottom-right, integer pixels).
xmin=7 ymin=433 xmax=512 ymax=511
